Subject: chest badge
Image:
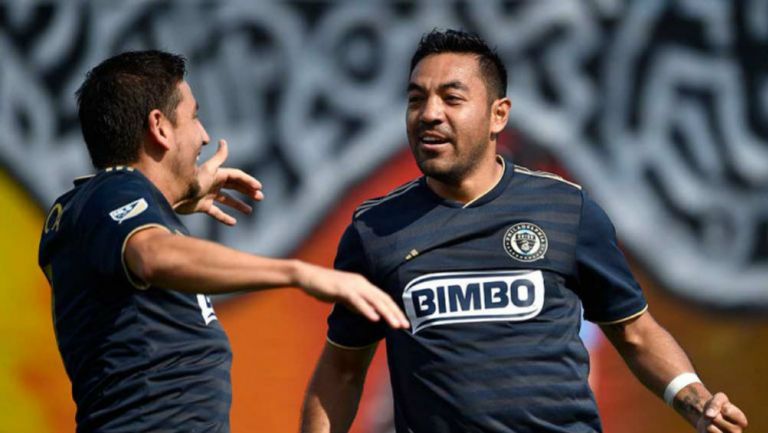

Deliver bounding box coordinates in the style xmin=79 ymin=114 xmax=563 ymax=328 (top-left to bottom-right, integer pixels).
xmin=503 ymin=222 xmax=548 ymax=262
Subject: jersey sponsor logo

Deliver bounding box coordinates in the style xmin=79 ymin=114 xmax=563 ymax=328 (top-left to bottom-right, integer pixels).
xmin=402 ymin=270 xmax=545 ymax=333
xmin=109 ymin=198 xmax=148 ymax=224
xmin=196 ymin=294 xmax=218 ymax=325
xmin=503 ymin=222 xmax=548 ymax=262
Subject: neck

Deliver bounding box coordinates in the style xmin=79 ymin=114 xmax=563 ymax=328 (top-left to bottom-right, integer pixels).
xmin=129 ymin=158 xmax=181 ymax=206
xmin=426 ymin=155 xmax=504 ymax=204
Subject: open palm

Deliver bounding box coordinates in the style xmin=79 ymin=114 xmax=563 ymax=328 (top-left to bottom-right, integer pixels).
xmin=174 ymin=139 xmax=263 ymax=226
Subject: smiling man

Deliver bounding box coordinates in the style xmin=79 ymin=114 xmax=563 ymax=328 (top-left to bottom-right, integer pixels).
xmin=38 ymin=50 xmax=408 ymax=433
xmin=301 ymin=30 xmax=748 ymax=433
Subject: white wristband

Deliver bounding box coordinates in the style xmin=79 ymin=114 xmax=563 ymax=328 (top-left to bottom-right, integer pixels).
xmin=663 ymin=372 xmax=702 ymax=406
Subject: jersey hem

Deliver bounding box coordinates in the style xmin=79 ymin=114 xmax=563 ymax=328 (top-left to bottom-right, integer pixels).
xmin=121 ymin=223 xmax=172 ymax=290
xmin=326 ymin=336 xmax=380 ymax=351
xmin=591 ymin=304 xmax=648 ymax=325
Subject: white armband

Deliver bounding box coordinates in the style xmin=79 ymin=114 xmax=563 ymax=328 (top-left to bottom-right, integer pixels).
xmin=663 ymin=372 xmax=702 ymax=406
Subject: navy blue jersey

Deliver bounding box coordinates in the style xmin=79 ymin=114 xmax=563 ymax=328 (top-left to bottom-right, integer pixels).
xmin=328 ymin=158 xmax=647 ymax=433
xmin=38 ymin=167 xmax=232 ymax=433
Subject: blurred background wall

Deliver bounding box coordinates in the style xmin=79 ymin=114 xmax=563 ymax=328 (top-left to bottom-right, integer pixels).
xmin=1 ymin=1 xmax=766 ymax=432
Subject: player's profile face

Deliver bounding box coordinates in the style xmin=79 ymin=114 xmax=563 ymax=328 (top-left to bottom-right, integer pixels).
xmin=171 ymin=81 xmax=209 ymax=200
xmin=406 ymin=53 xmax=495 ymax=184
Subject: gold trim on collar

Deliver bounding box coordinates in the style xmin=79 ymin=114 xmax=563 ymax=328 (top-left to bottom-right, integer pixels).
xmin=462 ymin=155 xmax=506 ymax=208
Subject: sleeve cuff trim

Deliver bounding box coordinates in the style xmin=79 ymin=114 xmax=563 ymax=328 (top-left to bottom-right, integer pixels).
xmin=591 ymin=304 xmax=649 ymax=325
xmin=326 ymin=336 xmax=380 ymax=351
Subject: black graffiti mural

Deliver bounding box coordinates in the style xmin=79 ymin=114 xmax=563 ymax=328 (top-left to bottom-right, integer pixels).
xmin=1 ymin=0 xmax=766 ymax=307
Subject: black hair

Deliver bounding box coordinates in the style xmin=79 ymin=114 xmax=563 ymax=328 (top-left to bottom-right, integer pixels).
xmin=410 ymin=29 xmax=507 ymax=101
xmin=76 ymin=50 xmax=186 ymax=169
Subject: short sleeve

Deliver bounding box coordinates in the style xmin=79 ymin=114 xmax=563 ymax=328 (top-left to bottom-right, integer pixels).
xmin=82 ymin=175 xmax=172 ymax=289
xmin=575 ymin=191 xmax=647 ymax=324
xmin=327 ymin=223 xmax=386 ymax=348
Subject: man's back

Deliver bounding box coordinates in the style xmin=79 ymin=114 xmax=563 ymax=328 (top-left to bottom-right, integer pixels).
xmin=39 ymin=167 xmax=232 ymax=433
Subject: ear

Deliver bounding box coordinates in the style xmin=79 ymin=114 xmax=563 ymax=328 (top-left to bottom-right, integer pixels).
xmin=147 ymin=109 xmax=174 ymax=151
xmin=490 ymin=97 xmax=511 ymax=136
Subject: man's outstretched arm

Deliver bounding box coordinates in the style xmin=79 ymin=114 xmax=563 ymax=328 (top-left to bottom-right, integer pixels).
xmin=124 ymin=227 xmax=409 ymax=329
xmin=600 ymin=311 xmax=748 ymax=432
xmin=301 ymin=342 xmax=378 ymax=433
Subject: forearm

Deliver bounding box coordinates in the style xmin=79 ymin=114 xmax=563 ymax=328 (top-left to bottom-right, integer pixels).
xmin=611 ymin=324 xmax=696 ymax=394
xmin=601 ymin=314 xmax=710 ymax=426
xmin=302 ymin=374 xmax=363 ymax=433
xmin=301 ymin=344 xmax=374 ymax=433
xmin=127 ymin=230 xmax=303 ymax=294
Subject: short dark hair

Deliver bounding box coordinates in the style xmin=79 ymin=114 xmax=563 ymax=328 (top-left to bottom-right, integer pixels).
xmin=410 ymin=29 xmax=507 ymax=101
xmin=76 ymin=50 xmax=186 ymax=169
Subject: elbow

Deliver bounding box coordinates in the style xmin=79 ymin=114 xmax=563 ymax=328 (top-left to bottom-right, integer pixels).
xmin=602 ymin=312 xmax=663 ymax=354
xmin=337 ymin=369 xmax=365 ymax=387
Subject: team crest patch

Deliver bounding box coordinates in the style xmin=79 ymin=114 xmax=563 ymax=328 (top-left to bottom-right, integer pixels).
xmin=109 ymin=198 xmax=148 ymax=224
xmin=503 ymin=222 xmax=548 ymax=262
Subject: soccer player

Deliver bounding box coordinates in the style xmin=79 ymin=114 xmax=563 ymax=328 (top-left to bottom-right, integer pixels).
xmin=38 ymin=50 xmax=408 ymax=433
xmin=301 ymin=30 xmax=748 ymax=433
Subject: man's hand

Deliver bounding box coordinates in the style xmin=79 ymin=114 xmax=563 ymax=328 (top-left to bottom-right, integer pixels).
xmin=295 ymin=261 xmax=409 ymax=330
xmin=174 ymin=139 xmax=263 ymax=225
xmin=696 ymin=392 xmax=748 ymax=433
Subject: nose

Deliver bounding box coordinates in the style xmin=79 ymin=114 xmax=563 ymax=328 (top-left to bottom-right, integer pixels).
xmin=420 ymin=95 xmax=444 ymax=126
xmin=200 ymin=123 xmax=210 ymax=146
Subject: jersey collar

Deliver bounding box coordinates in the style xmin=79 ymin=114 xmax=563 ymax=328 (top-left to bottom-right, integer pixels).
xmin=72 ymin=166 xmax=137 ymax=186
xmin=421 ymin=155 xmax=514 ymax=208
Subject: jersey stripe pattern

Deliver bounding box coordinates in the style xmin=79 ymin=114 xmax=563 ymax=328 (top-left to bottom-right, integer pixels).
xmin=328 ymin=158 xmax=646 ymax=433
xmin=39 ymin=169 xmax=232 ymax=433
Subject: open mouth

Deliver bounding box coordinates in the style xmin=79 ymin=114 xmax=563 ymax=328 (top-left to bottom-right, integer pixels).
xmin=418 ymin=133 xmax=451 ymax=150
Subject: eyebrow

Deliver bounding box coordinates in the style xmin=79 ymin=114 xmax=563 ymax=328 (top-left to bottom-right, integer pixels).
xmin=407 ymin=80 xmax=470 ymax=93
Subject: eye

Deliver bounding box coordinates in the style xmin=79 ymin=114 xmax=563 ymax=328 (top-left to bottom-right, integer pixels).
xmin=444 ymin=94 xmax=463 ymax=104
xmin=407 ymin=94 xmax=424 ymax=105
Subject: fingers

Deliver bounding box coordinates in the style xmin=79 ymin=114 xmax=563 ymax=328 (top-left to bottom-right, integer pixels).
xmin=216 ymin=191 xmax=253 ymax=214
xmin=206 ymin=204 xmax=237 ymax=226
xmin=704 ymin=393 xmax=729 ymax=419
xmin=710 ymin=402 xmax=748 ymax=432
xmin=344 ymin=293 xmax=381 ymax=323
xmin=720 ymin=402 xmax=748 ymax=428
xmin=205 ymin=139 xmax=229 ymax=169
xmin=220 ymin=167 xmax=264 ymax=201
xmin=711 ymin=416 xmax=741 ymax=433
xmin=369 ymin=286 xmax=410 ymax=329
xmin=297 ymin=264 xmax=409 ymax=329
xmin=352 ymin=282 xmax=409 ymax=330
xmin=701 ymin=393 xmax=748 ymax=433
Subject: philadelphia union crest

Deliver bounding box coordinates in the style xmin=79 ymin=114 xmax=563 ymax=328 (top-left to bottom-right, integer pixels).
xmin=503 ymin=223 xmax=548 ymax=262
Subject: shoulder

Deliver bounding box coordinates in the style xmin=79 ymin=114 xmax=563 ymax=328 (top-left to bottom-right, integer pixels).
xmin=578 ymin=191 xmax=616 ymax=236
xmin=79 ymin=168 xmax=166 ymax=223
xmin=509 ymin=165 xmax=585 ymax=212
xmin=512 ymin=164 xmax=582 ymax=191
xmin=352 ymin=178 xmax=423 ymax=220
